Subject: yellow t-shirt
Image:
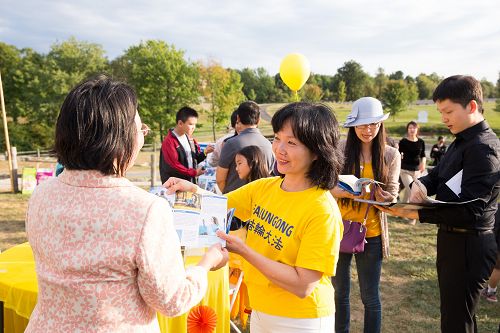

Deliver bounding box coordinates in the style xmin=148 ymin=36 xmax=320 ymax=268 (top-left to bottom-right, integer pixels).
xmin=338 ymin=163 xmax=381 ymax=238
xmin=226 ymin=177 xmax=343 ymax=318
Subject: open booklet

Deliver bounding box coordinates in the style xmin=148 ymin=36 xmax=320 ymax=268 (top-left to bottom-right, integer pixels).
xmin=338 ymin=175 xmax=384 ymax=195
xmin=149 ymin=186 xmax=229 ymax=247
xmin=197 ymin=166 xmax=222 ymax=194
xmin=354 ymin=197 xmax=480 ymax=210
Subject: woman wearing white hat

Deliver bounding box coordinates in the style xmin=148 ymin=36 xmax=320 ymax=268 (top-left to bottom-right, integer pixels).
xmin=330 ymin=97 xmax=401 ymax=333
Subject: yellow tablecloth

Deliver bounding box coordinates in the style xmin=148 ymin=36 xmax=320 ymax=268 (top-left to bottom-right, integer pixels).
xmin=0 ymin=243 xmax=229 ymax=333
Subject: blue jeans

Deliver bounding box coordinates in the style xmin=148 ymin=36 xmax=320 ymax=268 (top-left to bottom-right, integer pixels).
xmin=332 ymin=236 xmax=383 ymax=333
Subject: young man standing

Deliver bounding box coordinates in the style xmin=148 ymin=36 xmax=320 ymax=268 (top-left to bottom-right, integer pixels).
xmin=380 ymin=75 xmax=499 ymax=333
xmin=160 ymin=106 xmax=214 ymax=184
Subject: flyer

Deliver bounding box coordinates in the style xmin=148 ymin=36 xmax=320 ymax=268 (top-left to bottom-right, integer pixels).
xmin=149 ymin=186 xmax=227 ymax=247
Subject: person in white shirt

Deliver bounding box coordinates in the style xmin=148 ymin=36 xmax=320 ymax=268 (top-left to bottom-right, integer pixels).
xmin=160 ymin=107 xmax=214 ymax=183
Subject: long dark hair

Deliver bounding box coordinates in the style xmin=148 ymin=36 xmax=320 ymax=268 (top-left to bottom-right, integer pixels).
xmin=340 ymin=124 xmax=388 ymax=208
xmin=236 ymin=146 xmax=269 ymax=182
xmin=272 ymin=102 xmax=342 ymax=190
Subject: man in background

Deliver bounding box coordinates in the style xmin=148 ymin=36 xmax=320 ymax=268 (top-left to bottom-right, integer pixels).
xmin=160 ymin=106 xmax=214 ymax=184
xmin=216 ymin=101 xmax=274 ymax=193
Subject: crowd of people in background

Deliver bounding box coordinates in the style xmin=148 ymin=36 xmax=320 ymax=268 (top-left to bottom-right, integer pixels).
xmin=24 ymin=74 xmax=499 ymax=333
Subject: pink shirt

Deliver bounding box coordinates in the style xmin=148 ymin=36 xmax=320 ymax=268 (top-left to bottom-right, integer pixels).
xmin=25 ymin=170 xmax=208 ymax=333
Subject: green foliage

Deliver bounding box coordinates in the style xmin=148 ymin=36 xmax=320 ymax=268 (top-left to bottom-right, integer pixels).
xmin=335 ymin=60 xmax=369 ymax=101
xmin=40 ymin=37 xmax=109 ymax=126
xmin=1 ymin=38 xmax=108 ymax=150
xmin=238 ymin=67 xmax=278 ymax=103
xmin=374 ymin=67 xmax=388 ymax=99
xmin=336 ymin=80 xmax=346 ymax=102
xmin=406 ymin=80 xmax=419 ymax=103
xmin=200 ymin=62 xmax=245 ymax=140
xmin=381 ymin=80 xmax=409 ymax=120
xmin=118 ymin=40 xmax=201 ymax=139
xmin=247 ymin=89 xmax=256 ymax=101
xmin=272 ymin=74 xmax=292 ymax=101
xmin=494 ymin=98 xmax=500 ymax=112
xmin=308 ymin=73 xmax=333 ymax=100
xmin=495 ymin=73 xmax=500 ymax=112
xmin=2 ymin=37 xmax=499 ymax=152
xmin=416 ymin=74 xmax=440 ymax=100
xmin=480 ymin=79 xmax=496 ymax=98
xmin=299 ymin=83 xmax=322 ymax=102
xmin=389 ymin=70 xmax=404 ymax=80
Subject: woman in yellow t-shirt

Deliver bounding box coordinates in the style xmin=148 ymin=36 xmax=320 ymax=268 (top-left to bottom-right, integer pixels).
xmin=330 ymin=97 xmax=401 ymax=333
xmin=165 ymin=102 xmax=344 ymax=333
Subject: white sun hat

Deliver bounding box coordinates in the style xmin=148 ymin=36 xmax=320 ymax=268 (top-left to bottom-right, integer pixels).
xmin=343 ymin=97 xmax=390 ymax=127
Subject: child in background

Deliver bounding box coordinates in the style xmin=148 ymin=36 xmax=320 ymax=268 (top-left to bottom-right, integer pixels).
xmin=234 ymin=145 xmax=270 ymax=183
xmin=229 ymin=145 xmax=270 ymax=232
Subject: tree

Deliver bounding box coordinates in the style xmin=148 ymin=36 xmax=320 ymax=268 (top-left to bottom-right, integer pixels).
xmin=200 ymin=61 xmax=245 ymax=140
xmin=374 ymin=67 xmax=388 ymax=99
xmin=311 ymin=74 xmax=334 ymax=99
xmin=118 ymin=40 xmax=200 ymax=139
xmin=416 ymin=74 xmax=437 ymax=100
xmin=272 ymin=73 xmax=292 ymax=102
xmin=300 ymin=83 xmax=323 ymax=102
xmin=405 ymin=79 xmax=419 ymax=104
xmin=336 ymin=80 xmax=346 ymax=103
xmin=1 ymin=38 xmax=109 ymax=149
xmin=0 ymin=42 xmax=21 ymax=119
xmin=247 ymin=88 xmax=256 ymax=101
xmin=480 ymin=79 xmax=495 ymax=98
xmin=335 ymin=60 xmax=369 ymax=101
xmin=381 ymin=80 xmax=409 ymax=120
xmin=495 ymin=72 xmax=500 ymax=112
xmin=38 ymin=37 xmax=109 ymax=126
xmin=238 ymin=67 xmax=277 ymax=103
xmin=389 ymin=70 xmax=404 ymax=80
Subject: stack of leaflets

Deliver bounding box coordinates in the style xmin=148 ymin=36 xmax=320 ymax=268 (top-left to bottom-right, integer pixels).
xmin=149 ymin=186 xmax=228 ymax=247
xmin=197 ymin=167 xmax=220 ymax=194
xmin=338 ymin=175 xmax=383 ymax=195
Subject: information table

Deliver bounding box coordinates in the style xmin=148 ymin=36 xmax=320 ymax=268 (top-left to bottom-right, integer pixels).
xmin=0 ymin=243 xmax=229 ymax=333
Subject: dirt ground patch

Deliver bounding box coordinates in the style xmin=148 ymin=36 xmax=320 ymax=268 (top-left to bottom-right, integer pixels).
xmin=0 ymin=192 xmax=28 ymax=251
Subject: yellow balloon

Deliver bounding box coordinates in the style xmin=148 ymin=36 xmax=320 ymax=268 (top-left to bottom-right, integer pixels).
xmin=279 ymin=53 xmax=311 ymax=92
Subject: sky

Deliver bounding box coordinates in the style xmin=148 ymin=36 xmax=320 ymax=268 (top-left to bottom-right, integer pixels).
xmin=1 ymin=0 xmax=499 ymax=82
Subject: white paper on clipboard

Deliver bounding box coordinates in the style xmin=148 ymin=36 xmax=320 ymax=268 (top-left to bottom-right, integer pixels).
xmin=445 ymin=169 xmax=463 ymax=197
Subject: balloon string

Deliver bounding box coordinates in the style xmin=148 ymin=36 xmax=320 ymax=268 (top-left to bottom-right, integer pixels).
xmin=294 ymin=91 xmax=298 ymax=102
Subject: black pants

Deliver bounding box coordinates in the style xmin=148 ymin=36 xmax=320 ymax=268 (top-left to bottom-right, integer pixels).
xmin=436 ymin=229 xmax=497 ymax=333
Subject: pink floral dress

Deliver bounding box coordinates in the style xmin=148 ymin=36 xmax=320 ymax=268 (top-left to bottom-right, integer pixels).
xmin=25 ymin=170 xmax=208 ymax=333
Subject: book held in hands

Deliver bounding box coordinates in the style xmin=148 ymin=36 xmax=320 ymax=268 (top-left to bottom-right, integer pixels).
xmin=338 ymin=175 xmax=383 ymax=195
xmin=149 ymin=186 xmax=227 ymax=247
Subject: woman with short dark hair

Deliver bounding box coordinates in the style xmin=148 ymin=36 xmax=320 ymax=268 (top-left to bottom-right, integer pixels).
xmin=165 ymin=102 xmax=344 ymax=332
xmin=25 ymin=75 xmax=228 ymax=333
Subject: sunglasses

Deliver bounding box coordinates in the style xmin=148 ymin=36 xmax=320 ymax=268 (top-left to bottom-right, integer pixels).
xmin=355 ymin=123 xmax=381 ymax=130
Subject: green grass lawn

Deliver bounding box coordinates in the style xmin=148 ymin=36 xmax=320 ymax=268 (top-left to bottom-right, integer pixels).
xmin=0 ymin=193 xmax=497 ymax=332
